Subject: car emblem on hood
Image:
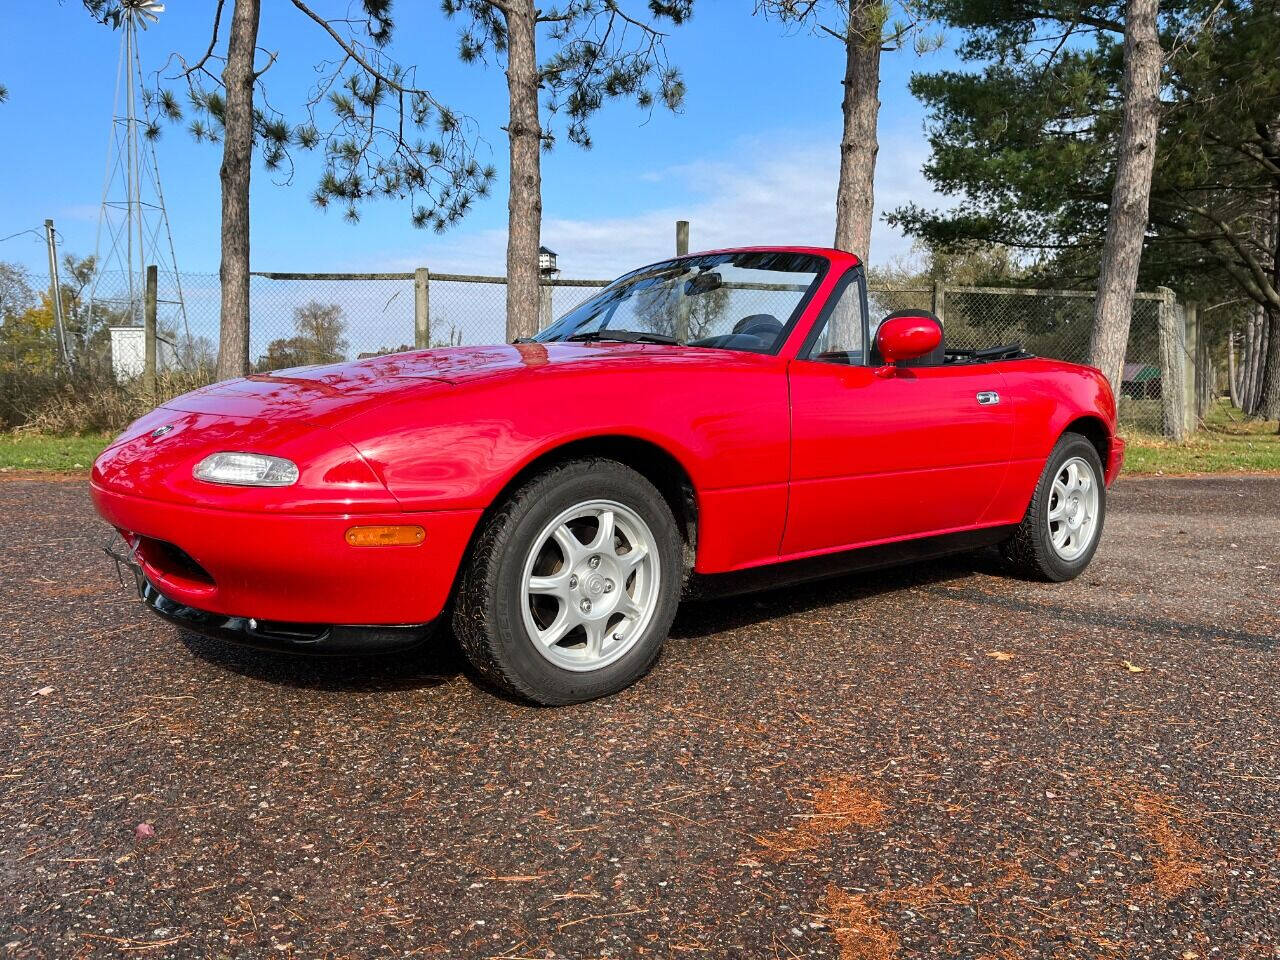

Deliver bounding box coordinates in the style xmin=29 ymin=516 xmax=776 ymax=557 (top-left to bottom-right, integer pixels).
xmin=150 ymin=425 xmax=175 ymax=439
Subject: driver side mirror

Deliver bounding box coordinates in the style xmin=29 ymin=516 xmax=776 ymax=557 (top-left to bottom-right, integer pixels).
xmin=874 ymin=313 xmax=942 ymax=377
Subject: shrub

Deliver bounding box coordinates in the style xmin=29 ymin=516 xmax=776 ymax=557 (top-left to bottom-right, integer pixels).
xmin=0 ymin=366 xmax=215 ymax=434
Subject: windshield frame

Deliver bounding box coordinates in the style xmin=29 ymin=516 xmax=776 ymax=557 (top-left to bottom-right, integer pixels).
xmin=532 ymin=251 xmax=832 ymax=355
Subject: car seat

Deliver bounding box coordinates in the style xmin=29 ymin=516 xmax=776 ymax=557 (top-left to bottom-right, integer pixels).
xmin=732 ymin=314 xmax=784 ymax=339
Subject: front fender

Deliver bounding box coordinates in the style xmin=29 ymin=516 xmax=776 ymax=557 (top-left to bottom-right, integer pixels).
xmin=335 ymin=359 xmax=791 ymax=510
xmin=334 ymin=358 xmax=794 ymax=574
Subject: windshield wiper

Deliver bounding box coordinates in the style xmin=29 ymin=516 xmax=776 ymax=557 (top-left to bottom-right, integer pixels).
xmin=565 ymin=329 xmax=678 ymax=345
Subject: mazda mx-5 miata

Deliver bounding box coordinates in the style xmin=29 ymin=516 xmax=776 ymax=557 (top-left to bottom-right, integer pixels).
xmin=93 ymin=246 xmax=1124 ymax=704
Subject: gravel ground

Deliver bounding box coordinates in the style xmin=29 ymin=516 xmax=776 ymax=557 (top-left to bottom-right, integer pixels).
xmin=2 ymin=474 xmax=1277 ymax=959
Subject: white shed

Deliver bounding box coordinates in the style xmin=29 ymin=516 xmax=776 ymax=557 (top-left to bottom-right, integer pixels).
xmin=109 ymin=326 xmax=177 ymax=382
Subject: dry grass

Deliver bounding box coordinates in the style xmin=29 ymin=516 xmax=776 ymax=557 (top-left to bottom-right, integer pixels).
xmin=767 ymin=768 xmax=1217 ymax=958
xmin=879 ymin=877 xmax=975 ymax=911
xmin=1129 ymin=789 xmax=1209 ymax=901
xmin=756 ymin=777 xmax=888 ymax=858
xmin=823 ymin=886 xmax=901 ymax=960
xmin=0 ymin=366 xmax=214 ymax=434
xmin=1088 ymin=775 xmax=1213 ymax=903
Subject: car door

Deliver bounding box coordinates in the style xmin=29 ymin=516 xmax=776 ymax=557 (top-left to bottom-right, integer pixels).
xmin=781 ymin=271 xmax=1014 ymax=556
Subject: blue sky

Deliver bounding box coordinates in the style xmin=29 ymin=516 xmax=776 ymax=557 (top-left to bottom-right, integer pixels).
xmin=0 ymin=2 xmax=958 ymax=282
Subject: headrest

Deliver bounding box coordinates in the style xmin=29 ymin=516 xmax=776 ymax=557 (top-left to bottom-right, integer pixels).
xmin=732 ymin=314 xmax=784 ymax=338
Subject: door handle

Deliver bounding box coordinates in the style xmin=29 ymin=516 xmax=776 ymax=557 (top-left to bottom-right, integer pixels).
xmin=976 ymin=391 xmax=1000 ymax=405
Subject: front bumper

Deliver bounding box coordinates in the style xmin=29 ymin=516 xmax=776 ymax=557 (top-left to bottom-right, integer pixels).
xmin=105 ymin=535 xmax=434 ymax=654
xmin=141 ymin=578 xmax=432 ymax=654
xmin=1106 ymin=434 xmax=1126 ymax=485
xmin=92 ymin=482 xmax=482 ymax=626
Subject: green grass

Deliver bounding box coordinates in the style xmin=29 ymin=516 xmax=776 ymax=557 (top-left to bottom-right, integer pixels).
xmin=0 ymin=432 xmax=113 ymax=471
xmin=1123 ymin=400 xmax=1280 ymax=475
xmin=0 ymin=400 xmax=1276 ymax=476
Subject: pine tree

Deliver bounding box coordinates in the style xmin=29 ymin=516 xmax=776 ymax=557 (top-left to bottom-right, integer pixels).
xmin=443 ymin=0 xmax=693 ymax=341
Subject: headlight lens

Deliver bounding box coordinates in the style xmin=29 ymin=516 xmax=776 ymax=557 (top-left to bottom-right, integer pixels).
xmin=193 ymin=452 xmax=299 ymax=487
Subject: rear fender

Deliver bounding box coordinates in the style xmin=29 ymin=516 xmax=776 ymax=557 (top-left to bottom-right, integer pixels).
xmin=985 ymin=360 xmax=1119 ymax=524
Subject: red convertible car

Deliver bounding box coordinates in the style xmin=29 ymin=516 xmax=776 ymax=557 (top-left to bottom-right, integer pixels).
xmin=93 ymin=247 xmax=1123 ymax=704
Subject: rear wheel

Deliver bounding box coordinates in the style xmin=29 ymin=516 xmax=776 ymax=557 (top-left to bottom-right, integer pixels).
xmin=453 ymin=459 xmax=683 ymax=705
xmin=1002 ymin=432 xmax=1106 ymax=582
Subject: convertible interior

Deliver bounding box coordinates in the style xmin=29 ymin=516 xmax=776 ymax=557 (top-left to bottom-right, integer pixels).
xmin=688 ymin=313 xmax=785 ymax=352
xmin=811 ymin=310 xmax=1028 ymax=366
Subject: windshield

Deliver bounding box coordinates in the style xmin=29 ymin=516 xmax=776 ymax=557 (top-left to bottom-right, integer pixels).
xmin=534 ymin=251 xmax=827 ymax=353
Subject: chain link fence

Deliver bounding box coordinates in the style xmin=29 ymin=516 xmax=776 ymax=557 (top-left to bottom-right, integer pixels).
xmin=866 ymin=285 xmax=1175 ymax=431
xmin=4 ymin=264 xmax=1186 ymax=434
xmin=940 ymin=287 xmax=1171 ymax=433
xmin=91 ymin=270 xmax=613 ymax=366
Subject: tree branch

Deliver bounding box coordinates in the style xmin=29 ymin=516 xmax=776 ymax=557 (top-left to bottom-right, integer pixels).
xmin=288 ymin=0 xmax=444 ymax=109
xmin=183 ymin=0 xmax=227 ymax=78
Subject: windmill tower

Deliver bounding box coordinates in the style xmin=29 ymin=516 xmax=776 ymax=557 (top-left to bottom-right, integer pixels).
xmin=88 ymin=0 xmax=188 ymax=354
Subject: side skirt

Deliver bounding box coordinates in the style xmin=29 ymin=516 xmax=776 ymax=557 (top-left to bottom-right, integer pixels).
xmin=684 ymin=525 xmax=1016 ymax=600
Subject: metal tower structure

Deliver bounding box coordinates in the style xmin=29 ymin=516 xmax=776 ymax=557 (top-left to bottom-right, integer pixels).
xmin=88 ymin=0 xmax=188 ymax=341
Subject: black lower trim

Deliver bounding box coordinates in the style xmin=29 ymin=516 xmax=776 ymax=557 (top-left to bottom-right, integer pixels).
xmin=141 ymin=581 xmax=433 ymax=655
xmin=132 ymin=526 xmax=1013 ymax=651
xmin=685 ymin=525 xmax=1016 ymax=600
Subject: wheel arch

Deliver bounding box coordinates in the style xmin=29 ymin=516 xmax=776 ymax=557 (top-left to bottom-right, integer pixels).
xmin=1061 ymin=414 xmax=1111 ymax=467
xmin=479 ymin=433 xmax=700 ymax=569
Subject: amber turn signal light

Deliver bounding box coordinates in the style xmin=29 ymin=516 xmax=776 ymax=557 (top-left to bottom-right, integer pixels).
xmin=344 ymin=525 xmax=426 ymax=547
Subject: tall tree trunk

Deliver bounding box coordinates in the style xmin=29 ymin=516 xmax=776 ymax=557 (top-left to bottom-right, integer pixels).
xmin=1255 ymin=173 xmax=1280 ymax=422
xmin=504 ymin=0 xmax=542 ymax=342
xmin=1259 ymin=307 xmax=1280 ymax=423
xmin=1253 ymin=318 xmax=1270 ymax=413
xmin=1195 ymin=314 xmax=1213 ymax=418
xmin=1227 ymin=321 xmax=1240 ymax=408
xmin=832 ymin=1 xmax=882 ymax=263
xmin=1242 ymin=306 xmax=1262 ymax=413
xmin=1089 ymin=0 xmax=1162 ymax=396
xmin=216 ymin=0 xmax=260 ymax=381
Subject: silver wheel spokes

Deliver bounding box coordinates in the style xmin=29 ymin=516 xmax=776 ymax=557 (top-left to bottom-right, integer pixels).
xmin=1047 ymin=456 xmax=1099 ymax=561
xmin=521 ymin=500 xmax=660 ymax=672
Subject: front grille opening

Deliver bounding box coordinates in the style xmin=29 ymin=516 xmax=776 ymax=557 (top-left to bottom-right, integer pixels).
xmin=136 ymin=536 xmax=215 ymax=586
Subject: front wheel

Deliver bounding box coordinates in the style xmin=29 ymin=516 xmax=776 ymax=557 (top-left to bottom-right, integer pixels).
xmin=1001 ymin=432 xmax=1107 ymax=582
xmin=453 ymin=459 xmax=683 ymax=705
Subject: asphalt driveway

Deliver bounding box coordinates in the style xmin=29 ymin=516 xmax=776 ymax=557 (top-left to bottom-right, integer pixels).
xmin=2 ymin=474 xmax=1277 ymax=959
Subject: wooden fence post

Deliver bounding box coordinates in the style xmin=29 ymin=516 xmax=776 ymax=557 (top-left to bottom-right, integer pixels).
xmin=414 ymin=267 xmax=430 ymax=349
xmin=1157 ymin=287 xmax=1187 ymax=441
xmin=673 ymin=220 xmax=691 ymax=341
xmin=143 ymin=264 xmax=158 ymax=396
xmin=539 ymin=279 xmax=554 ymax=331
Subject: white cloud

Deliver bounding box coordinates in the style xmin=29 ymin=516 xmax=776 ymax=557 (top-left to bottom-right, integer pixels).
xmin=385 ymin=131 xmax=942 ymax=280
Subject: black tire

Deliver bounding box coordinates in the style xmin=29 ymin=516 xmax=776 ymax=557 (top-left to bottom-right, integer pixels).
xmin=1001 ymin=432 xmax=1107 ymax=582
xmin=452 ymin=458 xmax=683 ymax=705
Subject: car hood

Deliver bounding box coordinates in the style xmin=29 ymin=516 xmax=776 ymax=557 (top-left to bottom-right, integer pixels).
xmin=94 ymin=341 xmax=673 ymax=509
xmin=109 ymin=342 xmax=671 ymax=447
xmin=167 ymin=342 xmax=661 ymax=414
xmin=352 ymin=341 xmax=666 ymax=382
